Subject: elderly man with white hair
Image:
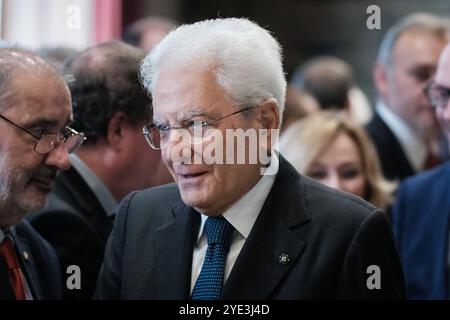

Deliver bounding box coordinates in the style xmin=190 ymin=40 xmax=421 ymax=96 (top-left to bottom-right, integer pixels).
xmin=95 ymin=18 xmax=405 ymax=300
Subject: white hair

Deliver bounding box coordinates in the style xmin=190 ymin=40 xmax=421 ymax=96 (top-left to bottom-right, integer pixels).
xmin=139 ymin=18 xmax=286 ymax=122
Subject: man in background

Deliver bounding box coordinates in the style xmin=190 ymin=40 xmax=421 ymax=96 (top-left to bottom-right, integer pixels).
xmin=368 ymin=13 xmax=450 ymax=181
xmin=393 ymin=42 xmax=450 ymax=299
xmin=28 ymin=41 xmax=172 ymax=299
xmin=123 ymin=16 xmax=177 ymax=52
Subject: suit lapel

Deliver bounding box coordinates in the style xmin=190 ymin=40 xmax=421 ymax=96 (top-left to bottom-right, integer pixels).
xmin=371 ymin=112 xmax=415 ymax=179
xmin=153 ymin=201 xmax=200 ymax=299
xmin=10 ymin=228 xmax=42 ymax=300
xmin=60 ymin=168 xmax=113 ymax=240
xmin=223 ymin=157 xmax=310 ymax=299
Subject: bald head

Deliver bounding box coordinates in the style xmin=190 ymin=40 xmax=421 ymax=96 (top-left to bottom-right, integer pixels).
xmin=436 ymin=43 xmax=450 ymax=87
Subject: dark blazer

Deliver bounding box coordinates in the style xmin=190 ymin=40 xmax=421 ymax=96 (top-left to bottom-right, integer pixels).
xmin=365 ymin=111 xmax=415 ymax=181
xmin=28 ymin=167 xmax=114 ymax=300
xmin=95 ymin=156 xmax=405 ymax=299
xmin=0 ymin=220 xmax=63 ymax=300
xmin=392 ymin=162 xmax=450 ymax=299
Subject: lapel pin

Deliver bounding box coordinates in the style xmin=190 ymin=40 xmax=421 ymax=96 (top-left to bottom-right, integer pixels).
xmin=22 ymin=251 xmax=30 ymax=261
xmin=279 ymin=253 xmax=291 ymax=265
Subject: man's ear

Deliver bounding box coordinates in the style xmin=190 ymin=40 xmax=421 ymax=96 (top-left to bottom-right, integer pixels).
xmin=106 ymin=111 xmax=129 ymax=151
xmin=258 ymin=99 xmax=280 ymax=130
xmin=373 ymin=62 xmax=389 ymax=98
xmin=256 ymin=99 xmax=280 ymax=156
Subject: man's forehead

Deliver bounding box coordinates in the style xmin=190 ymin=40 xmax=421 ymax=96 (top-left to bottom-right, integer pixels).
xmin=394 ymin=31 xmax=446 ymax=64
xmin=4 ymin=72 xmax=72 ymax=125
xmin=153 ymin=107 xmax=213 ymax=122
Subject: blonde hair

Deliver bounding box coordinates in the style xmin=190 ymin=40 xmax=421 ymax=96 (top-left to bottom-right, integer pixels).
xmin=279 ymin=111 xmax=395 ymax=210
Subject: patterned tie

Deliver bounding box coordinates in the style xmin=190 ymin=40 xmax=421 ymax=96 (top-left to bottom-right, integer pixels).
xmin=191 ymin=216 xmax=234 ymax=300
xmin=0 ymin=238 xmax=27 ymax=300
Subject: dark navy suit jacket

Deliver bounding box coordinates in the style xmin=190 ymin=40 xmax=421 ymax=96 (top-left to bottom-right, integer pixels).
xmin=365 ymin=111 xmax=415 ymax=181
xmin=392 ymin=162 xmax=450 ymax=299
xmin=28 ymin=167 xmax=113 ymax=299
xmin=95 ymin=156 xmax=405 ymax=299
xmin=0 ymin=220 xmax=63 ymax=300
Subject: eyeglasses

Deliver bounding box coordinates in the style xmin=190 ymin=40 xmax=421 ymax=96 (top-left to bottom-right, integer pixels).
xmin=0 ymin=114 xmax=86 ymax=154
xmin=424 ymin=81 xmax=450 ymax=109
xmin=143 ymin=106 xmax=255 ymax=150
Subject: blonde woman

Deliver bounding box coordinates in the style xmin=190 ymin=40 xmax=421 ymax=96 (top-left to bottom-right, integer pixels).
xmin=279 ymin=111 xmax=395 ymax=211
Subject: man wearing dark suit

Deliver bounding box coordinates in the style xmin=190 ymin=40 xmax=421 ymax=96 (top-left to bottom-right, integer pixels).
xmin=0 ymin=222 xmax=62 ymax=299
xmin=95 ymin=18 xmax=405 ymax=300
xmin=0 ymin=48 xmax=85 ymax=299
xmin=367 ymin=13 xmax=449 ymax=181
xmin=28 ymin=41 xmax=172 ymax=300
xmin=392 ymin=43 xmax=450 ymax=299
xmin=28 ymin=157 xmax=113 ymax=300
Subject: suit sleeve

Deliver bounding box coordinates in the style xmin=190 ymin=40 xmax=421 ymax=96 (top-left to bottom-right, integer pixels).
xmin=29 ymin=210 xmax=107 ymax=299
xmin=94 ymin=192 xmax=135 ymax=299
xmin=391 ymin=181 xmax=408 ymax=260
xmin=336 ymin=209 xmax=406 ymax=299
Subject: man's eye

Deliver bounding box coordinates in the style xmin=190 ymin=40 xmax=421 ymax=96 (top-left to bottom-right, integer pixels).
xmin=186 ymin=119 xmax=207 ymax=128
xmin=156 ymin=124 xmax=170 ymax=132
xmin=410 ymin=67 xmax=433 ymax=82
xmin=31 ymin=128 xmax=47 ymax=138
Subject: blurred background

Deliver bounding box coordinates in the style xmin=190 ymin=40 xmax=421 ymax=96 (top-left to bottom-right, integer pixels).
xmin=0 ymin=0 xmax=449 ymax=104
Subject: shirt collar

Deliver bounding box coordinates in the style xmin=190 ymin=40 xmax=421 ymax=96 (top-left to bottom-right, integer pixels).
xmin=376 ymin=101 xmax=427 ymax=171
xmin=0 ymin=226 xmax=13 ymax=243
xmin=69 ymin=153 xmax=117 ymax=217
xmin=196 ymin=153 xmax=278 ymax=242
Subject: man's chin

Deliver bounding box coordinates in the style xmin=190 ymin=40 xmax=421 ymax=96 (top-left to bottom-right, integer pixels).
xmin=18 ymin=187 xmax=49 ymax=212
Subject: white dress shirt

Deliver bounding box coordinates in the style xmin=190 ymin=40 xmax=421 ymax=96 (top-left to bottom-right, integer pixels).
xmin=190 ymin=154 xmax=278 ymax=293
xmin=376 ymin=102 xmax=427 ymax=172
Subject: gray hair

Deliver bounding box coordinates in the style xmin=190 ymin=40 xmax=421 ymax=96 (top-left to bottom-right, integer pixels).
xmin=139 ymin=18 xmax=286 ymax=123
xmin=0 ymin=47 xmax=71 ymax=112
xmin=377 ymin=13 xmax=450 ymax=66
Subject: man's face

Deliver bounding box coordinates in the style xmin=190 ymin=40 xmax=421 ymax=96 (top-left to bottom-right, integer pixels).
xmin=0 ymin=71 xmax=72 ymax=226
xmin=152 ymin=67 xmax=264 ymax=215
xmin=434 ymin=44 xmax=450 ymax=141
xmin=376 ymin=32 xmax=447 ymax=138
xmin=118 ymin=118 xmax=173 ymax=196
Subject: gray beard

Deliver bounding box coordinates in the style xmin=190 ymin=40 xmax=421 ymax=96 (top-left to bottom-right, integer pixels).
xmin=0 ymin=158 xmax=45 ymax=227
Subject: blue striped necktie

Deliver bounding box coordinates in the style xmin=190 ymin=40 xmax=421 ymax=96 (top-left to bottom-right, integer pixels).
xmin=191 ymin=216 xmax=234 ymax=300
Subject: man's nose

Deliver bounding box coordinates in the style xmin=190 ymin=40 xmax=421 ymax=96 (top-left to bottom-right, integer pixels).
xmin=163 ymin=129 xmax=195 ymax=165
xmin=43 ymin=144 xmax=71 ymax=171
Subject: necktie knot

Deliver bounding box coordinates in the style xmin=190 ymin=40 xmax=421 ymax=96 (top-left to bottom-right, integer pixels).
xmin=205 ymin=216 xmax=234 ymax=249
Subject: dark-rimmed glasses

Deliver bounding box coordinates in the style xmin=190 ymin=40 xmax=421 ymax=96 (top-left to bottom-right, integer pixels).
xmin=0 ymin=114 xmax=86 ymax=154
xmin=424 ymin=81 xmax=450 ymax=109
xmin=143 ymin=106 xmax=255 ymax=150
